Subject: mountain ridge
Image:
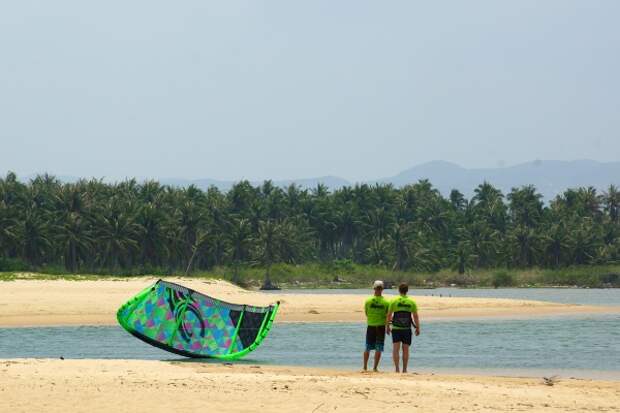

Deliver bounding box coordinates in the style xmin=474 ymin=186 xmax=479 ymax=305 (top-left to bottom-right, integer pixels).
xmin=12 ymin=159 xmax=620 ymax=200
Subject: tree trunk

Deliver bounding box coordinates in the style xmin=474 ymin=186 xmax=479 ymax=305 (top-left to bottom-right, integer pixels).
xmin=231 ymin=261 xmax=241 ymax=285
xmin=185 ymin=246 xmax=198 ymax=276
xmin=261 ymin=263 xmax=278 ymax=290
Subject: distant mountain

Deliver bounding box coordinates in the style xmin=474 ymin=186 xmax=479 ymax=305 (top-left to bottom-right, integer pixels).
xmin=11 ymin=160 xmax=620 ymax=201
xmin=380 ymin=160 xmax=620 ymax=199
xmin=160 ymin=160 xmax=619 ymax=200
xmin=160 ymin=175 xmax=352 ymax=193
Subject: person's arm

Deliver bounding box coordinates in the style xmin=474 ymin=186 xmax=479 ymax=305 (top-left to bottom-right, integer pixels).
xmin=413 ymin=311 xmax=420 ymax=336
xmin=386 ymin=309 xmax=392 ymax=335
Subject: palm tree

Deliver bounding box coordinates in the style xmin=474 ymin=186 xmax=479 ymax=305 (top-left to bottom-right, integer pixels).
xmin=466 ymin=220 xmax=500 ymax=268
xmin=448 ymin=239 xmax=477 ymax=275
xmin=57 ymin=211 xmax=93 ymax=272
xmin=569 ymin=218 xmax=600 ymax=265
xmin=365 ymin=237 xmax=391 ymax=266
xmin=540 ymin=222 xmax=570 ymax=268
xmin=507 ymin=225 xmax=538 ymax=267
xmin=0 ymin=201 xmax=18 ymax=259
xmin=334 ymin=202 xmax=359 ymax=259
xmin=135 ymin=202 xmax=169 ymax=268
xmin=603 ymin=185 xmax=620 ymax=223
xmin=507 ymin=185 xmax=543 ymax=228
xmin=363 ymin=207 xmax=394 ymax=241
xmin=577 ymin=187 xmax=602 ymax=220
xmin=177 ymin=197 xmax=206 ymax=265
xmin=472 ymin=182 xmax=507 ymax=233
xmin=255 ymin=219 xmax=279 ymax=288
xmin=96 ymin=208 xmax=141 ymax=270
xmin=449 ymin=189 xmax=467 ymax=211
xmin=184 ymin=229 xmax=210 ymax=275
xmin=254 ymin=218 xmax=310 ymax=288
xmin=20 ymin=206 xmax=53 ymax=266
xmin=226 ymin=217 xmax=253 ymax=283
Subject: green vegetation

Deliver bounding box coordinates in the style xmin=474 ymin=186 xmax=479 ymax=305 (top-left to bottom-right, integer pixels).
xmin=213 ymin=263 xmax=620 ymax=289
xmin=1 ymin=264 xmax=619 ymax=288
xmin=0 ymin=172 xmax=619 ymax=288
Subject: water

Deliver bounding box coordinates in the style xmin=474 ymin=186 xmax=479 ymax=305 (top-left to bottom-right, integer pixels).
xmin=2 ymin=314 xmax=619 ymax=378
xmin=265 ymin=287 xmax=620 ymax=306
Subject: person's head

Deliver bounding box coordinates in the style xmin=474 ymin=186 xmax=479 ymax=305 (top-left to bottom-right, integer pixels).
xmin=373 ymin=280 xmax=384 ymax=296
xmin=398 ymin=282 xmax=408 ymax=296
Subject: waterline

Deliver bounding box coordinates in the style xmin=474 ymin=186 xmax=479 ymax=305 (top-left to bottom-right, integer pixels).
xmin=1 ymin=315 xmax=618 ymax=379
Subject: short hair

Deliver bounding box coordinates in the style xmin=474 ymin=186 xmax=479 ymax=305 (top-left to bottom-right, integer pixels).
xmin=398 ymin=283 xmax=408 ymax=294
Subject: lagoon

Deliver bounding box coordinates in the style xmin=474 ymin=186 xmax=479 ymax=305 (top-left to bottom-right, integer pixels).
xmin=2 ymin=314 xmax=619 ymax=379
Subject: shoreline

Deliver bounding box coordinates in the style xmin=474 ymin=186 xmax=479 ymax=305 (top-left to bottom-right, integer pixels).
xmin=2 ymin=359 xmax=619 ymax=412
xmin=1 ymin=278 xmax=619 ymax=328
xmin=2 ymin=357 xmax=619 ymax=382
xmin=2 ymin=307 xmax=618 ymax=329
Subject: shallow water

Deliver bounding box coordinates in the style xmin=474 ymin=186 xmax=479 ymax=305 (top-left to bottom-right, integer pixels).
xmin=1 ymin=315 xmax=619 ymax=379
xmin=266 ymin=287 xmax=620 ymax=306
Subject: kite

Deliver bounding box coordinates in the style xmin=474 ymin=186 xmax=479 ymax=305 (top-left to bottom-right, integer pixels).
xmin=117 ymin=280 xmax=279 ymax=360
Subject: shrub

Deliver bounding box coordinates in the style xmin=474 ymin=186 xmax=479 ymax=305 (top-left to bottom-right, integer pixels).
xmin=0 ymin=257 xmax=28 ymax=271
xmin=492 ymin=271 xmax=515 ymax=288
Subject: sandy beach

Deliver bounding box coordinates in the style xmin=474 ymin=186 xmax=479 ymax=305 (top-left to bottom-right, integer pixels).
xmin=1 ymin=359 xmax=619 ymax=413
xmin=2 ymin=278 xmax=620 ymax=412
xmin=1 ymin=277 xmax=618 ymax=327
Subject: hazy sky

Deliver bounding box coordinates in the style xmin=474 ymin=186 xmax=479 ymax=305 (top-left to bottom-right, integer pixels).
xmin=1 ymin=1 xmax=619 ymax=181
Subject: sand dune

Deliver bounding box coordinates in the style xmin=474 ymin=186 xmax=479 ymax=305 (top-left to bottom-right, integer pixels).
xmin=0 ymin=277 xmax=618 ymax=327
xmin=1 ymin=359 xmax=619 ymax=413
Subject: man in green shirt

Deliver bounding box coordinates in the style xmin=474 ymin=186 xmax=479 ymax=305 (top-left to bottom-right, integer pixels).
xmin=386 ymin=282 xmax=420 ymax=373
xmin=363 ymin=280 xmax=390 ymax=372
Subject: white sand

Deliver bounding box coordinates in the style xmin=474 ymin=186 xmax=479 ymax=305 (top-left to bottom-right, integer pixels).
xmin=1 ymin=278 xmax=618 ymax=327
xmin=1 ymin=359 xmax=619 ymax=413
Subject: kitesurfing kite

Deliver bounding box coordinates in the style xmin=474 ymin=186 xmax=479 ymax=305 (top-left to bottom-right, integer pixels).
xmin=117 ymin=280 xmax=279 ymax=360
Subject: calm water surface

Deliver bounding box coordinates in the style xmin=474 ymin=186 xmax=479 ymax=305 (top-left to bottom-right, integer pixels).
xmin=265 ymin=287 xmax=620 ymax=306
xmin=2 ymin=315 xmax=619 ymax=379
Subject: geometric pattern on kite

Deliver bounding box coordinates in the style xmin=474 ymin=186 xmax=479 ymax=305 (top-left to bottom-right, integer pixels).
xmin=117 ymin=280 xmax=279 ymax=360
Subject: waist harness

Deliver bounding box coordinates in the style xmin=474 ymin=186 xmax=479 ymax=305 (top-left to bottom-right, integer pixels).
xmin=392 ymin=311 xmax=412 ymax=329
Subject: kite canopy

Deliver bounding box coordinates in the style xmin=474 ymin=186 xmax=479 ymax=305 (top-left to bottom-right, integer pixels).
xmin=117 ymin=280 xmax=279 ymax=360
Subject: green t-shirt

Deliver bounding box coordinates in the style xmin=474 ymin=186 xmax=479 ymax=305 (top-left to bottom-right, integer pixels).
xmin=388 ymin=295 xmax=418 ymax=330
xmin=364 ymin=295 xmax=390 ymax=326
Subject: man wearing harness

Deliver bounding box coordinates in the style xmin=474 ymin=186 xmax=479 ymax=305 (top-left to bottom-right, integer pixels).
xmin=386 ymin=282 xmax=420 ymax=373
xmin=363 ymin=280 xmax=390 ymax=372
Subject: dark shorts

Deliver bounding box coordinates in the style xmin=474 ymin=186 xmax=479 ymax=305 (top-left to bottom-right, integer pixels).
xmin=391 ymin=328 xmax=412 ymax=346
xmin=365 ymin=325 xmax=386 ymax=352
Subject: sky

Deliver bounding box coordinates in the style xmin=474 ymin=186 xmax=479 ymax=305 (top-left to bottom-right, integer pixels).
xmin=1 ymin=1 xmax=619 ymax=181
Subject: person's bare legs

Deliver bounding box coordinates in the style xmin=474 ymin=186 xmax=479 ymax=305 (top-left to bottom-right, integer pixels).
xmin=373 ymin=351 xmax=382 ymax=372
xmin=392 ymin=342 xmax=401 ymax=373
xmin=402 ymin=344 xmax=410 ymax=373
xmin=363 ymin=351 xmax=370 ymax=371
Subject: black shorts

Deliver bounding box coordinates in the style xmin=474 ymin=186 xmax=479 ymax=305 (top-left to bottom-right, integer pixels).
xmin=391 ymin=328 xmax=412 ymax=345
xmin=366 ymin=326 xmax=386 ymax=352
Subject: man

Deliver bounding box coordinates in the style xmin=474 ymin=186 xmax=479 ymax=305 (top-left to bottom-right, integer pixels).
xmin=386 ymin=282 xmax=420 ymax=373
xmin=363 ymin=280 xmax=390 ymax=372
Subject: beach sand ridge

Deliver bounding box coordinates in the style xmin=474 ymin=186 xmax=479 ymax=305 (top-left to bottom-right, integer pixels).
xmin=1 ymin=277 xmax=618 ymax=327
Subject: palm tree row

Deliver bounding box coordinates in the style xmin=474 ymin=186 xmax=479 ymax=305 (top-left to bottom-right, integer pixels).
xmin=0 ymin=172 xmax=619 ymax=276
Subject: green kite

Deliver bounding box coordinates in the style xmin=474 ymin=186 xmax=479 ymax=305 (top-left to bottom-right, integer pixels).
xmin=117 ymin=280 xmax=279 ymax=360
